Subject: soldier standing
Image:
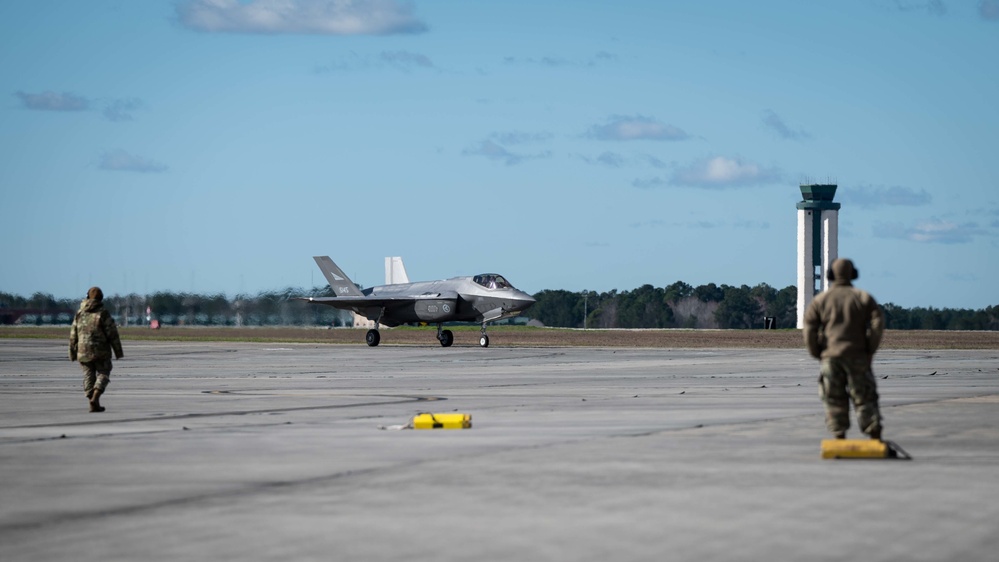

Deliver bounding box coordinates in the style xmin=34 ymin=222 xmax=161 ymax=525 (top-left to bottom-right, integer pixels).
xmin=803 ymin=258 xmax=885 ymax=440
xmin=69 ymin=287 xmax=124 ymax=412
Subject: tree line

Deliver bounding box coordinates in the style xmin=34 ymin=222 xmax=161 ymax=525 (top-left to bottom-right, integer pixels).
xmin=532 ymin=282 xmax=799 ymax=330
xmin=532 ymin=283 xmax=999 ymax=330
xmin=0 ymin=287 xmax=349 ymax=328
xmin=2 ymin=285 xmax=997 ymax=330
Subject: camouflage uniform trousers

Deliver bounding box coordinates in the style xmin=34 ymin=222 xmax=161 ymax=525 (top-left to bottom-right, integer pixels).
xmin=817 ymin=356 xmax=882 ymax=437
xmin=80 ymin=358 xmax=112 ymax=399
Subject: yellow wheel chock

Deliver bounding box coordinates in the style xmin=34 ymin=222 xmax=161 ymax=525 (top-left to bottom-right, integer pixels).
xmin=411 ymin=412 xmax=472 ymax=430
xmin=821 ymin=439 xmax=912 ymax=460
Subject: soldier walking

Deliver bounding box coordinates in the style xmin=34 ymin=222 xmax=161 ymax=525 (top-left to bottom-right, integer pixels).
xmin=803 ymin=259 xmax=885 ymax=440
xmin=69 ymin=287 xmax=124 ymax=412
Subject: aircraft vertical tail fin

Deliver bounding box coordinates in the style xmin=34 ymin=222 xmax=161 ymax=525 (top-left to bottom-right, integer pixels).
xmin=385 ymin=256 xmax=410 ymax=285
xmin=314 ymin=256 xmax=364 ymax=297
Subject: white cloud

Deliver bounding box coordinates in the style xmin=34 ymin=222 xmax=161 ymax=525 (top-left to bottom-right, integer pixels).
xmin=490 ymin=131 xmax=553 ymax=145
xmin=577 ymin=151 xmax=626 ymax=168
xmin=641 ymin=155 xmax=669 ymax=169
xmin=16 ymin=91 xmax=145 ymax=122
xmin=177 ymin=0 xmax=427 ymax=35
xmin=873 ymin=218 xmax=987 ymax=244
xmin=839 ymin=185 xmax=932 ymax=208
xmin=668 ymin=156 xmax=781 ymax=188
xmin=314 ymin=51 xmax=366 ymax=72
xmin=99 ymin=150 xmax=168 ymax=173
xmin=15 ymin=91 xmax=89 ymax=111
xmin=762 ymin=109 xmax=811 ymax=141
xmin=577 ymin=151 xmax=673 ymax=169
xmin=462 ymin=140 xmax=551 ymax=166
xmin=588 ymin=115 xmax=690 ymax=141
xmin=504 ymin=55 xmax=574 ymax=67
xmin=102 ymin=98 xmax=144 ymax=122
xmin=984 ymin=208 xmax=999 ymax=229
xmin=315 ymin=50 xmax=435 ymax=73
xmin=379 ymin=50 xmax=434 ymax=70
xmin=594 ymin=152 xmax=625 ymax=168
xmin=632 ymin=177 xmax=668 ymax=189
xmin=503 ymin=52 xmax=618 ymax=68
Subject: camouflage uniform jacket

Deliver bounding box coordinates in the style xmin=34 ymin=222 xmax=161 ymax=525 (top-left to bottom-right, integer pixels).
xmin=70 ymin=299 xmax=123 ymax=362
xmin=803 ymin=281 xmax=884 ymax=360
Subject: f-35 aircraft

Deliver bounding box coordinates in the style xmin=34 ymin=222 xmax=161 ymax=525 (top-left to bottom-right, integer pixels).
xmin=299 ymin=256 xmax=536 ymax=348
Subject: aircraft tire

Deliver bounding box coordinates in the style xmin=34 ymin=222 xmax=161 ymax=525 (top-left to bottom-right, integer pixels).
xmin=479 ymin=335 xmax=489 ymax=348
xmin=366 ymin=329 xmax=380 ymax=347
xmin=439 ymin=329 xmax=454 ymax=347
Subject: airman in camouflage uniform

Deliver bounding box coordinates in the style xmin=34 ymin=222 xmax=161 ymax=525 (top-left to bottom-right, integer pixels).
xmin=69 ymin=287 xmax=123 ymax=412
xmin=803 ymin=259 xmax=885 ymax=440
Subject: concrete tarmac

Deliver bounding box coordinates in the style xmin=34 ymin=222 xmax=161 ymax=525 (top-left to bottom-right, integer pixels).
xmin=1 ymin=339 xmax=998 ymax=561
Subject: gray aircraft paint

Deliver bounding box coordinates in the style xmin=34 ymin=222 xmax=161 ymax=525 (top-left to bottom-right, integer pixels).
xmin=299 ymin=256 xmax=535 ymax=347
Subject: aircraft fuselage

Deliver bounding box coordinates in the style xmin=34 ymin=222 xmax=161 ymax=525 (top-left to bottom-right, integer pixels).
xmin=300 ymin=257 xmax=535 ymax=347
xmin=358 ymin=277 xmax=534 ymax=327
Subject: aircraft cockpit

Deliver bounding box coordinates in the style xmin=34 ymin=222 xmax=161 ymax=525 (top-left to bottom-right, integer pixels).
xmin=473 ymin=274 xmax=512 ymax=290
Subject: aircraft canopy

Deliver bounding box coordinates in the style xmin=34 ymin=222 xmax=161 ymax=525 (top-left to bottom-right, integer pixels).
xmin=473 ymin=274 xmax=512 ymax=289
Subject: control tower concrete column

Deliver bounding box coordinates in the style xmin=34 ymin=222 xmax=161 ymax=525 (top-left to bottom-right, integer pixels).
xmin=796 ymin=184 xmax=840 ymax=329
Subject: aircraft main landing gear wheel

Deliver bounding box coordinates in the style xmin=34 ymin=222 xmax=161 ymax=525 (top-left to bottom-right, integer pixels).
xmin=479 ymin=335 xmax=489 ymax=348
xmin=366 ymin=329 xmax=380 ymax=347
xmin=439 ymin=329 xmax=454 ymax=347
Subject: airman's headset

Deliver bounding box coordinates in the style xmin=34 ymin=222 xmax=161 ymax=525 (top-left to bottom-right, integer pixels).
xmin=826 ymin=259 xmax=859 ymax=281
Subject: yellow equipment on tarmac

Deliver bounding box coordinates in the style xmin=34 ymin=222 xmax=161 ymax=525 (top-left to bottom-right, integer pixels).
xmin=411 ymin=412 xmax=472 ymax=430
xmin=821 ymin=439 xmax=912 ymax=460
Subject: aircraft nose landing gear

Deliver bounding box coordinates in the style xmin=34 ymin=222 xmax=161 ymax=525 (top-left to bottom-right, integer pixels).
xmin=479 ymin=322 xmax=489 ymax=348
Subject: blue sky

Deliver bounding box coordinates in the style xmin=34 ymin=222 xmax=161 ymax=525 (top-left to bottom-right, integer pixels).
xmin=2 ymin=0 xmax=997 ymax=309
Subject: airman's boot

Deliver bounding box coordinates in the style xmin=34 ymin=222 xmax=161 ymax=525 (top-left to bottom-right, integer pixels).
xmin=834 ymin=432 xmax=846 ymax=439
xmin=89 ymin=388 xmax=106 ymax=413
xmin=869 ymin=428 xmax=882 ymax=441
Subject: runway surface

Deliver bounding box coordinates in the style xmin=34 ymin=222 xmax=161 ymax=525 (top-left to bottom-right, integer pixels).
xmin=2 ymin=339 xmax=998 ymax=561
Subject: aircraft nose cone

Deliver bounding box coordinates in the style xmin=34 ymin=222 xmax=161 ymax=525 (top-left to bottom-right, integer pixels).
xmin=513 ymin=291 xmax=536 ymax=311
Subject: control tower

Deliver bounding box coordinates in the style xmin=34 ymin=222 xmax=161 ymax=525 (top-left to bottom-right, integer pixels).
xmin=796 ymin=184 xmax=840 ymax=328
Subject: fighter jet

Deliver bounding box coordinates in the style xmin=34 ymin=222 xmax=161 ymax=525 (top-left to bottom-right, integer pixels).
xmin=299 ymin=256 xmax=536 ymax=347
